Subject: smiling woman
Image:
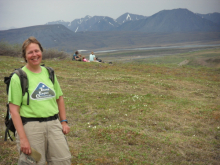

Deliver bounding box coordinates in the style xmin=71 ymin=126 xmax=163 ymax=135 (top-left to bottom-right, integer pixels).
xmin=8 ymin=36 xmax=72 ymax=164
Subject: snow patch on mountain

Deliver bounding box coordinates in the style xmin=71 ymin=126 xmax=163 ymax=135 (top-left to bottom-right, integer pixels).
xmin=126 ymin=14 xmax=131 ymax=21
xmin=109 ymin=22 xmax=114 ymax=26
xmin=75 ymin=27 xmax=78 ymax=33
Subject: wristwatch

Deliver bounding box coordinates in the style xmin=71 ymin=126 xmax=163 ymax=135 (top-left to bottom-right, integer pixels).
xmin=60 ymin=119 xmax=68 ymax=123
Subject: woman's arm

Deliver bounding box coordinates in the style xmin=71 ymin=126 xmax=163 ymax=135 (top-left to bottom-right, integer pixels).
xmin=56 ymin=96 xmax=70 ymax=134
xmin=9 ymin=103 xmax=31 ymax=155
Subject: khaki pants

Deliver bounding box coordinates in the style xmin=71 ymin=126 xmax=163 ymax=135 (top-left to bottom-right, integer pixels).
xmin=16 ymin=119 xmax=71 ymax=165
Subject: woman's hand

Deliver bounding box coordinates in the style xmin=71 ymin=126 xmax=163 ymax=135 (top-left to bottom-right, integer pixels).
xmin=20 ymin=137 xmax=32 ymax=155
xmin=61 ymin=122 xmax=70 ymax=134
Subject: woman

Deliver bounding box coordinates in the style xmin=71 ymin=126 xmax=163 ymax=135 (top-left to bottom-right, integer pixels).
xmin=89 ymin=51 xmax=96 ymax=62
xmin=72 ymin=50 xmax=81 ymax=61
xmin=9 ymin=37 xmax=71 ymax=164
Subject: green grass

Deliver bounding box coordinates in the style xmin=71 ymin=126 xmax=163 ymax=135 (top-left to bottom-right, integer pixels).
xmin=0 ymin=47 xmax=220 ymax=164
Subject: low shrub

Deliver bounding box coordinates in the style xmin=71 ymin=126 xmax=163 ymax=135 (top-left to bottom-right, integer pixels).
xmin=0 ymin=41 xmax=21 ymax=57
xmin=43 ymin=48 xmax=70 ymax=60
xmin=0 ymin=41 xmax=70 ymax=60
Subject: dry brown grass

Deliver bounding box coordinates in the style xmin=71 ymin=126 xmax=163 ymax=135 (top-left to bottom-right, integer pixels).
xmin=0 ymin=47 xmax=220 ymax=164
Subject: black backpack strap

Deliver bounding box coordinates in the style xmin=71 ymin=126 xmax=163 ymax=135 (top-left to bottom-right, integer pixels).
xmin=14 ymin=69 xmax=27 ymax=96
xmin=44 ymin=66 xmax=55 ymax=84
xmin=14 ymin=69 xmax=29 ymax=105
xmin=4 ymin=104 xmax=12 ymax=141
xmin=4 ymin=127 xmax=13 ymax=141
xmin=5 ymin=104 xmax=10 ymax=122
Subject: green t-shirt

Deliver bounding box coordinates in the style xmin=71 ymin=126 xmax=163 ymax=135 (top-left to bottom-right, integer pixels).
xmin=8 ymin=66 xmax=63 ymax=118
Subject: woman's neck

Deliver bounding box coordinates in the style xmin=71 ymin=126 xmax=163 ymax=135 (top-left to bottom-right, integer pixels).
xmin=26 ymin=64 xmax=41 ymax=73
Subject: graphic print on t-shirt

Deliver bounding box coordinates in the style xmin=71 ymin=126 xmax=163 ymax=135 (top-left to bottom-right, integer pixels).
xmin=31 ymin=82 xmax=55 ymax=100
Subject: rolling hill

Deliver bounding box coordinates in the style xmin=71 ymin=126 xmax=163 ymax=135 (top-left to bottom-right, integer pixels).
xmin=0 ymin=24 xmax=75 ymax=48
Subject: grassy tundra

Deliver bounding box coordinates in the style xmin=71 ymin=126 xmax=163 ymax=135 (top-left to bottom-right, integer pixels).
xmin=0 ymin=42 xmax=220 ymax=164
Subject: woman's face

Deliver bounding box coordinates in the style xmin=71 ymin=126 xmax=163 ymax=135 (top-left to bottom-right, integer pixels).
xmin=25 ymin=43 xmax=42 ymax=67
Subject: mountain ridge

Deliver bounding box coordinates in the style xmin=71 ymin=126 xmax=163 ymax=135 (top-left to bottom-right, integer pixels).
xmin=45 ymin=8 xmax=220 ymax=33
xmin=117 ymin=8 xmax=220 ymax=32
xmin=1 ymin=8 xmax=220 ymax=52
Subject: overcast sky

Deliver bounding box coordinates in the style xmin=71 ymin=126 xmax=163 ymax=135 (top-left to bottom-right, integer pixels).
xmin=1 ymin=0 xmax=220 ymax=30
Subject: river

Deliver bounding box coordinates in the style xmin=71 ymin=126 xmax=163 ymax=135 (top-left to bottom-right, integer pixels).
xmin=93 ymin=44 xmax=220 ymax=54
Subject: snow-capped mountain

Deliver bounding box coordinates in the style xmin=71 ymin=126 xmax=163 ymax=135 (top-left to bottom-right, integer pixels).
xmin=68 ymin=15 xmax=112 ymax=32
xmin=45 ymin=10 xmax=220 ymax=33
xmin=1 ymin=9 xmax=220 ymax=52
xmin=45 ymin=13 xmax=146 ymax=32
xmin=116 ymin=13 xmax=148 ymax=24
xmin=89 ymin=17 xmax=119 ymax=31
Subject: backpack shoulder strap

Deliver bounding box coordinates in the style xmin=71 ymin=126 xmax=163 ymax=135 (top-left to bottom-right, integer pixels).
xmin=13 ymin=68 xmax=28 ymax=96
xmin=14 ymin=68 xmax=29 ymax=105
xmin=4 ymin=68 xmax=28 ymax=96
xmin=43 ymin=66 xmax=55 ymax=84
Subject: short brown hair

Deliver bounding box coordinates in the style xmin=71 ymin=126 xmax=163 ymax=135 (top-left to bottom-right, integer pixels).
xmin=22 ymin=36 xmax=43 ymax=62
